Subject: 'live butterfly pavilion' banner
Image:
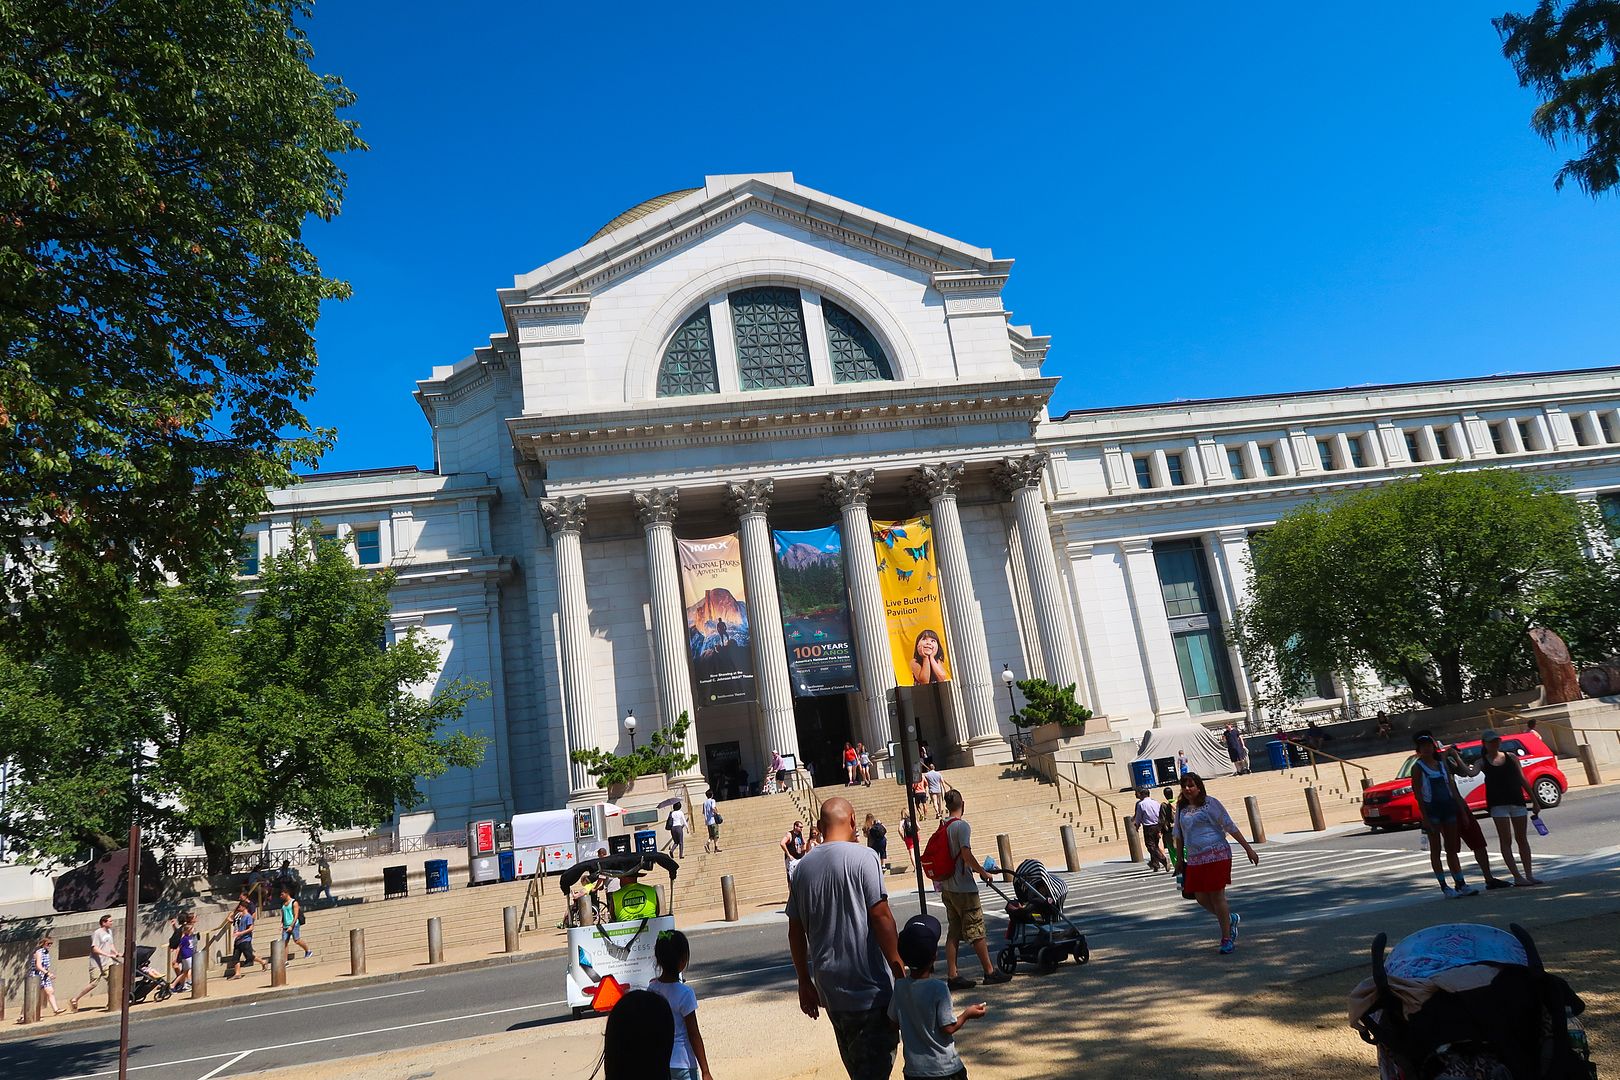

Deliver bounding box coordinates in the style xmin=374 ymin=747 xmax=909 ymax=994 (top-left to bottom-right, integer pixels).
xmin=772 ymin=525 xmax=860 ymax=697
xmin=871 ymin=515 xmax=953 ymax=687
xmin=677 ymin=534 xmax=756 ymax=706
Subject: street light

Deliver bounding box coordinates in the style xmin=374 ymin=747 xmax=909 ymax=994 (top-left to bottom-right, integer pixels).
xmin=1001 ymin=665 xmax=1017 ymax=722
xmin=624 ymin=709 xmax=638 ymax=751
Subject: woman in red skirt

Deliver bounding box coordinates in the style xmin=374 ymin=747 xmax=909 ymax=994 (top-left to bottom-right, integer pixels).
xmin=1173 ymin=773 xmax=1260 ymax=954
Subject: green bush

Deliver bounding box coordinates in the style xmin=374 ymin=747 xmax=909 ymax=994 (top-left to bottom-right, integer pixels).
xmin=1010 ymin=679 xmax=1092 ymax=731
xmin=570 ymin=712 xmax=699 ymax=788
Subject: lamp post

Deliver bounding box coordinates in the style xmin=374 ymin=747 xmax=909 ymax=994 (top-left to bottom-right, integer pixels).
xmin=624 ymin=710 xmax=638 ymax=752
xmin=1001 ymin=665 xmax=1017 ymax=723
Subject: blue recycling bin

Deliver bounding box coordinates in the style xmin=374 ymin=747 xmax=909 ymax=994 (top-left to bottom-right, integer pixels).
xmin=1128 ymin=759 xmax=1157 ymax=791
xmin=497 ymin=850 xmax=516 ymax=882
xmin=424 ymin=858 xmax=450 ymax=894
xmin=1267 ymin=740 xmax=1290 ymax=771
xmin=634 ymin=828 xmax=658 ymax=854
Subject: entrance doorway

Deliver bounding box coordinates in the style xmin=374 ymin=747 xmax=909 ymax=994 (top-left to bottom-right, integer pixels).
xmin=792 ymin=695 xmax=856 ymax=787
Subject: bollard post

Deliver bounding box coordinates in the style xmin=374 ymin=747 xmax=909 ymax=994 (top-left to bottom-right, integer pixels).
xmin=23 ymin=976 xmax=39 ymax=1024
xmin=192 ymin=946 xmax=209 ymax=999
xmin=574 ymin=893 xmax=593 ymax=928
xmin=1360 ymin=775 xmax=1371 ymax=792
xmin=1060 ymin=825 xmax=1080 ymax=873
xmin=654 ymin=884 xmax=668 ymax=915
xmin=1244 ymin=794 xmax=1267 ymax=844
xmin=270 ymin=939 xmax=287 ymax=987
xmin=1305 ymin=786 xmax=1327 ymax=831
xmin=106 ymin=959 xmax=119 ymax=1012
xmin=1576 ymin=743 xmax=1603 ymax=786
xmin=427 ymin=917 xmax=443 ymax=965
xmin=1124 ymin=820 xmax=1145 ymax=863
xmin=995 ymin=834 xmax=1015 ymax=881
xmin=721 ymin=875 xmax=738 ymax=922
xmin=350 ymin=928 xmax=367 ymax=976
xmin=503 ymin=906 xmax=520 ymax=953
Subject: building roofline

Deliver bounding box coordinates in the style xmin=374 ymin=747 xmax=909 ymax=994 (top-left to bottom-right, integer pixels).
xmin=292 ymin=465 xmax=435 ymax=484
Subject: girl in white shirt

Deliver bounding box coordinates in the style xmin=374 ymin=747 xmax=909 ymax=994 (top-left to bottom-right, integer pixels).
xmin=648 ymin=930 xmax=714 ymax=1080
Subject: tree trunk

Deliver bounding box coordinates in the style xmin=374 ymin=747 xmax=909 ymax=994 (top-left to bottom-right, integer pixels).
xmin=1396 ymin=659 xmax=1448 ymax=709
xmin=201 ymin=827 xmax=235 ymax=876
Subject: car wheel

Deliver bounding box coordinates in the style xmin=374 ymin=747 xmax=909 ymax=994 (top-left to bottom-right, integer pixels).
xmin=996 ymin=947 xmax=1017 ymax=975
xmin=1534 ymin=776 xmax=1562 ymax=809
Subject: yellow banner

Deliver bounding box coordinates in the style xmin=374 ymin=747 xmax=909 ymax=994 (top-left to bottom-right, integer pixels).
xmin=871 ymin=515 xmax=952 ymax=686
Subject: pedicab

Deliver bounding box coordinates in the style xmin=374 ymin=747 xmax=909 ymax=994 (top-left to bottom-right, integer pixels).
xmin=559 ymin=851 xmax=680 ymax=1019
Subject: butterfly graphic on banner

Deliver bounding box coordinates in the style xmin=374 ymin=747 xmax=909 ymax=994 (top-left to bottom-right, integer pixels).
xmin=896 ymin=568 xmax=913 ymax=581
xmin=874 ymin=524 xmax=909 ymax=549
xmin=904 ymin=541 xmax=930 ymax=563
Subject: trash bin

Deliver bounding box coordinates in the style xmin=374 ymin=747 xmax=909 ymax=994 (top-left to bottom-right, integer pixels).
xmin=469 ymin=854 xmax=499 ymax=886
xmin=1267 ymin=740 xmax=1290 ymax=771
xmin=634 ymin=829 xmax=658 ymax=854
xmin=497 ymin=850 xmax=516 ymax=882
xmin=608 ymin=834 xmax=632 ymax=856
xmin=1289 ymin=741 xmax=1311 ymax=766
xmin=424 ymin=858 xmax=449 ymax=893
xmin=383 ymin=864 xmax=408 ymax=899
xmin=1128 ymin=759 xmax=1157 ymax=791
xmin=1154 ymin=757 xmax=1178 ymax=784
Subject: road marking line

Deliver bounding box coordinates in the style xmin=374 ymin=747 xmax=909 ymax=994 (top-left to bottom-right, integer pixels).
xmin=224 ymin=988 xmax=426 ymax=1022
xmin=195 ymin=1050 xmax=252 ymax=1080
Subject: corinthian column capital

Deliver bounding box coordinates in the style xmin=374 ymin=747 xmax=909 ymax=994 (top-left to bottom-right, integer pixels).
xmin=824 ymin=469 xmax=877 ymax=509
xmin=539 ymin=495 xmax=587 ymax=536
xmin=911 ymin=460 xmax=965 ymax=502
xmin=996 ymin=452 xmax=1051 ymax=495
xmin=726 ymin=477 xmax=775 ymax=517
xmin=633 ymin=488 xmax=680 ymax=528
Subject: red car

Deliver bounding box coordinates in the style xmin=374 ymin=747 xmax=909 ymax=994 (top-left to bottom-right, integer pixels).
xmin=1360 ymin=731 xmax=1567 ymax=831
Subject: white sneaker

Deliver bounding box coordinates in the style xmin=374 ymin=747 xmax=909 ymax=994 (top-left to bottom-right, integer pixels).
xmin=1440 ymin=884 xmax=1459 ymax=898
xmin=1454 ymin=883 xmax=1479 ymax=897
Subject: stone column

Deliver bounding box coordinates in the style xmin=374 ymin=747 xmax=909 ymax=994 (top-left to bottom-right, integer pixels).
xmin=913 ymin=461 xmax=1000 ymax=759
xmin=1119 ymin=538 xmax=1191 ymax=725
xmin=540 ymin=496 xmax=597 ymax=796
xmin=997 ymin=453 xmax=1081 ymax=693
xmin=634 ymin=488 xmax=701 ymax=779
xmin=1207 ymin=529 xmax=1257 ymax=720
xmin=825 ymin=469 xmax=896 ymax=760
xmin=726 ymin=479 xmax=801 ymax=765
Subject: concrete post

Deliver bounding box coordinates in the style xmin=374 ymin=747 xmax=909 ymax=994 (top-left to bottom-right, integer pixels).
xmin=106 ymin=960 xmax=120 ymax=1012
xmin=349 ymin=928 xmax=367 ymax=976
xmin=996 ymin=834 xmax=1015 ymax=881
xmin=1576 ymin=743 xmax=1603 ymax=786
xmin=720 ymin=875 xmax=738 ymax=922
xmin=270 ymin=939 xmax=287 ymax=987
xmin=192 ymin=945 xmax=208 ymax=999
xmin=1244 ymin=795 xmax=1267 ymax=844
xmin=654 ymin=884 xmax=668 ymax=915
xmin=1124 ymin=820 xmax=1145 ymax=863
xmin=1305 ymin=786 xmax=1327 ymax=831
xmin=503 ymin=906 xmax=520 ymax=953
xmin=23 ymin=976 xmax=39 ymax=1023
xmin=574 ymin=893 xmax=593 ymax=927
xmin=426 ymin=917 xmax=443 ymax=965
xmin=1060 ymin=825 xmax=1080 ymax=873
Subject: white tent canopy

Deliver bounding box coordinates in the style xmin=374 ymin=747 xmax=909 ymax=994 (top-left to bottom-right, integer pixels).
xmin=1133 ymin=724 xmax=1235 ymax=782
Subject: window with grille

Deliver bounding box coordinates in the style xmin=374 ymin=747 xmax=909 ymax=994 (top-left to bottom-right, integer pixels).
xmin=1432 ymin=427 xmax=1453 ymax=460
xmin=823 ymin=300 xmax=893 ymax=382
xmin=1490 ymin=423 xmax=1507 ymax=454
xmin=355 ymin=527 xmax=381 ymax=566
xmin=1257 ymin=445 xmax=1277 ymax=476
xmin=1316 ymin=439 xmax=1335 ymax=471
xmin=1404 ymin=431 xmax=1423 ymax=461
xmin=1134 ymin=456 xmax=1154 ymax=488
xmin=1348 ymin=437 xmax=1367 ymax=468
xmin=1602 ymin=413 xmax=1619 ymax=443
xmin=237 ymin=537 xmax=259 ymax=577
xmin=656 ymin=307 xmax=720 ymax=396
xmin=1226 ymin=447 xmax=1246 ymax=479
xmin=730 ymin=286 xmax=812 ymax=390
xmin=1165 ymin=453 xmax=1187 ymax=486
xmin=1153 ymin=540 xmax=1237 ymax=715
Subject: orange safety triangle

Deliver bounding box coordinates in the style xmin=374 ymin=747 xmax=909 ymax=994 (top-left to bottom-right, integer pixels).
xmin=590 ymin=973 xmax=626 ymax=1012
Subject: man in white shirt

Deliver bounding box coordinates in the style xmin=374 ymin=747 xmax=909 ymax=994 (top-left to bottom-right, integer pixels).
xmin=702 ymin=789 xmax=722 ymax=853
xmin=69 ymin=914 xmax=121 ymax=1011
xmin=1132 ymin=787 xmax=1169 ymax=871
xmin=923 ymin=767 xmax=946 ymax=820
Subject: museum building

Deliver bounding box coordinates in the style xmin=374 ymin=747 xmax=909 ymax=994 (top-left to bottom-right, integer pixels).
xmin=244 ymin=173 xmax=1620 ymax=835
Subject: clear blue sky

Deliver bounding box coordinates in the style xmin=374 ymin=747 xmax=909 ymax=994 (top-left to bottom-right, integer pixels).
xmin=299 ymin=2 xmax=1620 ymax=474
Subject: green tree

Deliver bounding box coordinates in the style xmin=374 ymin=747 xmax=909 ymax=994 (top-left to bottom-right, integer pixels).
xmin=1009 ymin=678 xmax=1092 ymax=730
xmin=1496 ymin=1 xmax=1620 ymax=196
xmin=1233 ymin=469 xmax=1619 ymax=710
xmin=0 ymin=0 xmax=363 ymax=644
xmin=570 ymin=713 xmax=699 ymax=789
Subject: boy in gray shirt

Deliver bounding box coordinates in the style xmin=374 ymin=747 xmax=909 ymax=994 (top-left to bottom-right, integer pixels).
xmin=888 ymin=913 xmax=986 ymax=1080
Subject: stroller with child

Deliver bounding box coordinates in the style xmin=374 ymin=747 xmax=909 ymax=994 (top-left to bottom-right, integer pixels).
xmin=983 ymin=859 xmax=1088 ymax=975
xmin=127 ymin=945 xmax=173 ymax=1005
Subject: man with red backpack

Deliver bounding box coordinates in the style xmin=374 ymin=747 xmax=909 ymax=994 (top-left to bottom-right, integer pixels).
xmin=923 ymin=789 xmax=1010 ymax=990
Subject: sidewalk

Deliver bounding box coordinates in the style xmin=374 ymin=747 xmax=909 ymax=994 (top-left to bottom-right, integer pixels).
xmin=239 ymin=866 xmax=1620 ymax=1080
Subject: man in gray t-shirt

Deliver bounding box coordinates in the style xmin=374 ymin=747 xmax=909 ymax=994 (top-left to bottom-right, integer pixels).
xmin=787 ymin=797 xmax=905 ymax=1080
xmin=939 ymin=789 xmax=1007 ymax=991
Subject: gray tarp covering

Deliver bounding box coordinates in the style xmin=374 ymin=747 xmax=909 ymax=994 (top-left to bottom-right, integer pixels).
xmin=1133 ymin=724 xmax=1236 ymax=781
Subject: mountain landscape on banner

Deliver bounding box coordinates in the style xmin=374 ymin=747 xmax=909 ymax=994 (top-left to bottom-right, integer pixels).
xmin=687 ymin=588 xmax=750 ymax=647
xmin=773 ymin=525 xmax=859 ymax=697
xmin=777 ymin=541 xmax=830 ymax=571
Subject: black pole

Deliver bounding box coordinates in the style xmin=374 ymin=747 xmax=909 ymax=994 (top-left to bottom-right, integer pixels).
xmin=894 ymin=688 xmax=927 ymax=916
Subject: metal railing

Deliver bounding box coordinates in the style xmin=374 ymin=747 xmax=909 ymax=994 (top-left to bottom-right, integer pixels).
xmin=163 ymin=829 xmax=467 ymax=880
xmin=1052 ymin=762 xmax=1125 ymax=842
xmin=1486 ymin=706 xmax=1601 ymax=749
xmin=1279 ymin=738 xmax=1371 ymax=790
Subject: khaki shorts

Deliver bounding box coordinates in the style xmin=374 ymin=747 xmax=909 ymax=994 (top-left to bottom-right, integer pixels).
xmin=941 ymin=888 xmax=986 ymax=943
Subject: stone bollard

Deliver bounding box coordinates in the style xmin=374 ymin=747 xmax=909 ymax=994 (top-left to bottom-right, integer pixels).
xmin=270 ymin=939 xmax=287 ymax=987
xmin=106 ymin=960 xmax=119 ymax=1012
xmin=192 ymin=946 xmax=209 ymax=999
xmin=574 ymin=893 xmax=593 ymax=927
xmin=1576 ymin=743 xmax=1603 ymax=786
xmin=1244 ymin=795 xmax=1267 ymax=844
xmin=23 ymin=976 xmax=40 ymax=1024
xmin=350 ymin=928 xmax=367 ymax=976
xmin=1060 ymin=825 xmax=1080 ymax=873
xmin=996 ymin=834 xmax=1015 ymax=881
xmin=1124 ymin=820 xmax=1145 ymax=863
xmin=427 ymin=917 xmax=443 ymax=965
xmin=1360 ymin=775 xmax=1371 ymax=792
xmin=1305 ymin=786 xmax=1327 ymax=831
xmin=503 ymin=906 xmax=520 ymax=953
xmin=721 ymin=875 xmax=738 ymax=922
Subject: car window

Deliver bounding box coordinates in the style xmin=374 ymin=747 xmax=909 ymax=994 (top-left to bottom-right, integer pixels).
xmin=1457 ymin=746 xmax=1483 ymax=765
xmin=1502 ymin=739 xmax=1526 ymax=756
xmin=1396 ymin=755 xmax=1417 ymax=779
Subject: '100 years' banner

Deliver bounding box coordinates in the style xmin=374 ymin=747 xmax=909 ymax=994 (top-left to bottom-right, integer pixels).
xmin=871 ymin=515 xmax=952 ymax=687
xmin=677 ymin=534 xmax=756 ymax=706
xmin=772 ymin=525 xmax=860 ymax=697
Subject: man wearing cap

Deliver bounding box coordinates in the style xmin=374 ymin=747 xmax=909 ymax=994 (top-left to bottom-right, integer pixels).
xmin=890 ymin=913 xmax=987 ymax=1080
xmin=786 ymin=797 xmax=905 ymax=1080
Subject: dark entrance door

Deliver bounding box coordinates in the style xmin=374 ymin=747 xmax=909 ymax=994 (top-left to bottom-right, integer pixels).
xmin=792 ymin=695 xmax=856 ymax=788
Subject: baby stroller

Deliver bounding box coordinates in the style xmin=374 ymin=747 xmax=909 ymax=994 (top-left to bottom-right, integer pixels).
xmin=1349 ymin=922 xmax=1594 ymax=1079
xmin=984 ymin=859 xmax=1088 ymax=975
xmin=128 ymin=946 xmax=173 ymax=1004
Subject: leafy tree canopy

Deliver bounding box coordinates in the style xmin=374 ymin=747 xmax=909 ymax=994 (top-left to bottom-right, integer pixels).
xmin=1496 ymin=1 xmax=1620 ymax=196
xmin=0 ymin=0 xmax=363 ymax=645
xmin=570 ymin=713 xmax=699 ymax=789
xmin=1234 ymin=469 xmax=1620 ymax=710
xmin=1010 ymin=678 xmax=1092 ymax=730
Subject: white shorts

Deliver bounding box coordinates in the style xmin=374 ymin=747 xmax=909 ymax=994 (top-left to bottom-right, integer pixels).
xmin=1489 ymin=805 xmax=1529 ymax=819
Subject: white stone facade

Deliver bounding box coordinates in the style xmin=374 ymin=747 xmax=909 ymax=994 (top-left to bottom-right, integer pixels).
xmin=244 ymin=173 xmax=1620 ymax=832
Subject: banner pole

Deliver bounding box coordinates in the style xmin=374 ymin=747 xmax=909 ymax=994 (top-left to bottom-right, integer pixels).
xmin=895 ymin=688 xmax=927 ymax=917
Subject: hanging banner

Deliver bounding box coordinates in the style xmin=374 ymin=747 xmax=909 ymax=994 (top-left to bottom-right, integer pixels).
xmin=678 ymin=534 xmax=756 ymax=706
xmin=772 ymin=525 xmax=860 ymax=697
xmin=872 ymin=515 xmax=953 ymax=687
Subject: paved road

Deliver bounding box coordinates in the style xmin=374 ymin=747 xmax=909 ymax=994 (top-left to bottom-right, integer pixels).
xmin=9 ymin=786 xmax=1617 ymax=1080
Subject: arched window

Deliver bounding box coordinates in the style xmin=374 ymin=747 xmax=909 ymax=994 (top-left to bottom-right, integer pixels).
xmin=730 ymin=286 xmax=812 ymax=390
xmin=656 ymin=307 xmax=719 ymax=396
xmin=823 ymin=299 xmax=893 ymax=382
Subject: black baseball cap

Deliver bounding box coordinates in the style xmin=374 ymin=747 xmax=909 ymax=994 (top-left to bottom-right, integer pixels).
xmin=897 ymin=913 xmax=941 ymax=970
xmin=1413 ymin=730 xmax=1436 ymax=747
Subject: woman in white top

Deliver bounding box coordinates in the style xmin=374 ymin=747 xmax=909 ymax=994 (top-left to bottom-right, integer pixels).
xmin=647 ymin=930 xmax=713 ymax=1080
xmin=1172 ymin=773 xmax=1259 ymax=955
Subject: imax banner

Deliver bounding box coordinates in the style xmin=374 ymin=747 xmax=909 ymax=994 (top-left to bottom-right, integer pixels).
xmin=772 ymin=525 xmax=860 ymax=697
xmin=677 ymin=533 xmax=756 ymax=706
xmin=872 ymin=515 xmax=953 ymax=687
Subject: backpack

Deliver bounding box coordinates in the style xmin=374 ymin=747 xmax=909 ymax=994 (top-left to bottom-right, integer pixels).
xmin=921 ymin=821 xmax=958 ymax=882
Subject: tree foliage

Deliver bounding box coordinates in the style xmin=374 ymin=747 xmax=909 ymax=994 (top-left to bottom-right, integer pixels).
xmin=0 ymin=530 xmax=485 ymax=873
xmin=570 ymin=713 xmax=699 ymax=789
xmin=1496 ymin=1 xmax=1620 ymax=196
xmin=1010 ymin=678 xmax=1092 ymax=730
xmin=0 ymin=1 xmax=363 ymax=644
xmin=1234 ymin=469 xmax=1620 ymax=710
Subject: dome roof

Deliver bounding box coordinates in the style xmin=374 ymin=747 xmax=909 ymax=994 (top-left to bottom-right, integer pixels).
xmin=588 ymin=188 xmax=701 ymax=242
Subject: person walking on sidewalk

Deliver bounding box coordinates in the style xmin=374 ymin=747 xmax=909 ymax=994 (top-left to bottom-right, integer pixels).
xmin=67 ymin=914 xmax=121 ymax=1011
xmin=279 ymin=885 xmax=313 ymax=960
xmin=226 ymin=900 xmax=269 ymax=979
xmin=786 ymin=797 xmax=905 ymax=1080
xmin=702 ymin=789 xmax=723 ymax=854
xmin=171 ymin=913 xmax=199 ymax=993
xmin=664 ymin=802 xmax=688 ymax=860
xmin=1132 ymin=788 xmax=1169 ymax=871
xmin=864 ymin=813 xmax=890 ymax=872
xmin=924 ymin=766 xmax=946 ymax=820
xmin=782 ymin=820 xmax=808 ymax=886
xmin=1410 ymin=732 xmax=1480 ymax=899
xmin=1479 ymin=730 xmax=1543 ymax=886
xmin=937 ymin=789 xmax=1011 ymax=990
xmin=648 ymin=929 xmax=715 ymax=1080
xmin=890 ymin=913 xmax=988 ymax=1080
xmin=1172 ymin=773 xmax=1259 ymax=955
xmin=1439 ymin=740 xmax=1516 ymax=891
xmin=25 ymin=933 xmax=64 ymax=1018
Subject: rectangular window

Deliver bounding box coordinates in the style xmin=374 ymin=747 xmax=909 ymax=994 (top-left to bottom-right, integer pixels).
xmin=1574 ymin=417 xmax=1593 ymax=447
xmin=1226 ymin=447 xmax=1246 ymax=480
xmin=1153 ymin=540 xmax=1237 ymax=716
xmin=1403 ymin=431 xmax=1423 ymax=461
xmin=354 ymin=527 xmax=382 ymax=566
xmin=1256 ymin=445 xmax=1277 ymax=476
xmin=236 ymin=537 xmax=259 ymax=578
xmin=1347 ymin=437 xmax=1367 ymax=468
xmin=1601 ymin=413 xmax=1619 ymax=444
xmin=1133 ymin=456 xmax=1154 ymax=488
xmin=1432 ymin=427 xmax=1452 ymax=460
xmin=1315 ymin=438 xmax=1335 ymax=471
xmin=1516 ymin=419 xmax=1535 ymax=451
xmin=1164 ymin=453 xmax=1186 ymax=486
xmin=1490 ymin=423 xmax=1507 ymax=454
